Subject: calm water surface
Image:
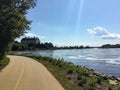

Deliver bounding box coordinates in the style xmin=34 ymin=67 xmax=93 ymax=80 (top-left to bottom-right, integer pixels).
xmin=17 ymin=48 xmax=120 ymax=77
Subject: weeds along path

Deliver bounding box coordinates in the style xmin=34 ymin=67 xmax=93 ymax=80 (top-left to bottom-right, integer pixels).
xmin=0 ymin=55 xmax=64 ymax=90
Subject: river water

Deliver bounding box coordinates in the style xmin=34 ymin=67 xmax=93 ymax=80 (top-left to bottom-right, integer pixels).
xmin=16 ymin=48 xmax=120 ymax=77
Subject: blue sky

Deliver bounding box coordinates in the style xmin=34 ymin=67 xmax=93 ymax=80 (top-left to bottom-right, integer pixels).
xmin=17 ymin=0 xmax=120 ymax=46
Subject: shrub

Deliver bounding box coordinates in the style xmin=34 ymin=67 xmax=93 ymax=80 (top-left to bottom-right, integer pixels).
xmin=88 ymin=80 xmax=96 ymax=87
xmin=78 ymin=77 xmax=87 ymax=86
xmin=56 ymin=60 xmax=65 ymax=68
xmin=96 ymin=76 xmax=102 ymax=84
xmin=87 ymin=86 xmax=96 ymax=90
xmin=88 ymin=78 xmax=96 ymax=90
xmin=102 ymin=76 xmax=108 ymax=80
xmin=77 ymin=75 xmax=82 ymax=80
xmin=67 ymin=76 xmax=71 ymax=80
xmin=77 ymin=69 xmax=89 ymax=77
xmin=67 ymin=68 xmax=74 ymax=74
xmin=108 ymin=85 xmax=113 ymax=90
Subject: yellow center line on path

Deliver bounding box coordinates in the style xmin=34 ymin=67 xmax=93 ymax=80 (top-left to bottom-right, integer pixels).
xmin=14 ymin=60 xmax=25 ymax=90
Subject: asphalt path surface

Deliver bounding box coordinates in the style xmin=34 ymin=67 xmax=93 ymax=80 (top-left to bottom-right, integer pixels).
xmin=0 ymin=55 xmax=64 ymax=90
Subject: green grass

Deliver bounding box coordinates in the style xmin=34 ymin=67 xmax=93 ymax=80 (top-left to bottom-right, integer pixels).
xmin=29 ymin=56 xmax=120 ymax=90
xmin=30 ymin=56 xmax=79 ymax=90
xmin=0 ymin=57 xmax=10 ymax=70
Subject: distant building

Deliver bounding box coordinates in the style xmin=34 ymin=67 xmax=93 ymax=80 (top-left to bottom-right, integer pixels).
xmin=21 ymin=37 xmax=40 ymax=45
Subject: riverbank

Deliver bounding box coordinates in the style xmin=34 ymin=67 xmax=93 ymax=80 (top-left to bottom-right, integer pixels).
xmin=29 ymin=56 xmax=120 ymax=90
xmin=9 ymin=48 xmax=120 ymax=78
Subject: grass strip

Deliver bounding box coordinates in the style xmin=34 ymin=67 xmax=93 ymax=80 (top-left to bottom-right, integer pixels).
xmin=0 ymin=57 xmax=10 ymax=70
xmin=30 ymin=56 xmax=79 ymax=90
xmin=29 ymin=56 xmax=120 ymax=90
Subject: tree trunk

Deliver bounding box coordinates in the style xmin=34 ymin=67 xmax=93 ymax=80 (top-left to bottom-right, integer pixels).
xmin=0 ymin=41 xmax=9 ymax=60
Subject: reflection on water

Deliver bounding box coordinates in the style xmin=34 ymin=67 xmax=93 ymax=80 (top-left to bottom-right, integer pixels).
xmin=16 ymin=48 xmax=120 ymax=77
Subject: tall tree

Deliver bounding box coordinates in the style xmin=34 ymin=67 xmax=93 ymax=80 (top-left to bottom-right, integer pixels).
xmin=0 ymin=0 xmax=36 ymax=59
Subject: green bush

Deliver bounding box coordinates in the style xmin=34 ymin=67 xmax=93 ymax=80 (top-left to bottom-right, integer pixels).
xmin=67 ymin=68 xmax=74 ymax=74
xmin=108 ymin=85 xmax=113 ymax=90
xmin=77 ymin=75 xmax=82 ymax=80
xmin=88 ymin=80 xmax=96 ymax=87
xmin=0 ymin=57 xmax=9 ymax=70
xmin=87 ymin=86 xmax=96 ymax=90
xmin=78 ymin=77 xmax=87 ymax=86
xmin=88 ymin=79 xmax=96 ymax=90
xmin=96 ymin=76 xmax=102 ymax=84
xmin=77 ymin=69 xmax=89 ymax=76
xmin=67 ymin=76 xmax=71 ymax=80
xmin=55 ymin=60 xmax=65 ymax=68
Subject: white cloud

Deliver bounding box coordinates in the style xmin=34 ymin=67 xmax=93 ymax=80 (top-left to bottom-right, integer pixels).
xmin=53 ymin=42 xmax=65 ymax=47
xmin=101 ymin=33 xmax=120 ymax=39
xmin=87 ymin=29 xmax=97 ymax=34
xmin=87 ymin=26 xmax=120 ymax=39
xmin=24 ymin=33 xmax=45 ymax=39
xmin=24 ymin=33 xmax=37 ymax=37
xmin=15 ymin=33 xmax=45 ymax=42
xmin=39 ymin=36 xmax=45 ymax=39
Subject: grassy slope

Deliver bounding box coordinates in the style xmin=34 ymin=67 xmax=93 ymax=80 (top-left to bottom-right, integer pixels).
xmin=0 ymin=57 xmax=10 ymax=70
xmin=30 ymin=56 xmax=120 ymax=90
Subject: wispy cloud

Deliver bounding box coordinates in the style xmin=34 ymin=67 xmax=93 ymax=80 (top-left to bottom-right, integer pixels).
xmin=87 ymin=26 xmax=120 ymax=39
xmin=24 ymin=33 xmax=45 ymax=39
xmin=15 ymin=33 xmax=45 ymax=42
xmin=24 ymin=33 xmax=37 ymax=37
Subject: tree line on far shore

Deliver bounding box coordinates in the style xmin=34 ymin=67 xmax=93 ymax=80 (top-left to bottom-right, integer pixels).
xmin=11 ymin=41 xmax=92 ymax=51
xmin=10 ymin=41 xmax=93 ymax=51
xmin=10 ymin=41 xmax=120 ymax=51
xmin=101 ymin=44 xmax=120 ymax=48
xmin=11 ymin=41 xmax=54 ymax=51
xmin=11 ymin=41 xmax=120 ymax=51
